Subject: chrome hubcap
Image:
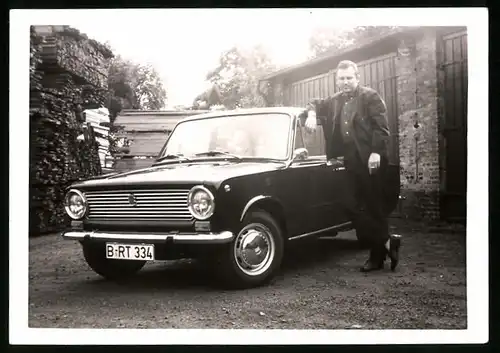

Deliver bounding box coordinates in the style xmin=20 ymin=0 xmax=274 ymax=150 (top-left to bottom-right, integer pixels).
xmin=234 ymin=223 xmax=275 ymax=276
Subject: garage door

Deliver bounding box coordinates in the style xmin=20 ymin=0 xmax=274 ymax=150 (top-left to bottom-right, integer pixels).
xmin=440 ymin=30 xmax=467 ymax=221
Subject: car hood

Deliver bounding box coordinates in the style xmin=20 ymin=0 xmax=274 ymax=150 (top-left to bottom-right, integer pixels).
xmin=71 ymin=160 xmax=285 ymax=190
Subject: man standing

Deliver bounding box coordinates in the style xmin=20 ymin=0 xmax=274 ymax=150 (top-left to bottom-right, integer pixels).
xmin=304 ymin=60 xmax=400 ymax=272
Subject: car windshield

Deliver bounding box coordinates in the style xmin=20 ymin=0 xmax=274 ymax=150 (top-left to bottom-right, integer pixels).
xmin=159 ymin=113 xmax=293 ymax=160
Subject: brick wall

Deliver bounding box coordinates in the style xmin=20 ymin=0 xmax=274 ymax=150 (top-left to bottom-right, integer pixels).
xmin=396 ymin=29 xmax=441 ymax=220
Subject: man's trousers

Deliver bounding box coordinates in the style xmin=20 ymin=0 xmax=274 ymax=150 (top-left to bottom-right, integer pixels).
xmin=342 ymin=142 xmax=389 ymax=257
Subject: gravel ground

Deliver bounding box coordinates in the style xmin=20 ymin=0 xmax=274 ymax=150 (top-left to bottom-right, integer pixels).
xmin=29 ymin=220 xmax=467 ymax=329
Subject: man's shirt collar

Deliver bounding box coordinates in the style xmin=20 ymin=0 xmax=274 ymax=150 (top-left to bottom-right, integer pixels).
xmin=341 ymin=86 xmax=360 ymax=100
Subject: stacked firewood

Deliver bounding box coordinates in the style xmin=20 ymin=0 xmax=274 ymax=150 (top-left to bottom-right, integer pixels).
xmin=29 ymin=25 xmax=112 ymax=235
xmin=30 ymin=94 xmax=80 ymax=234
xmin=36 ymin=26 xmax=112 ymax=90
xmin=29 ymin=88 xmax=103 ymax=234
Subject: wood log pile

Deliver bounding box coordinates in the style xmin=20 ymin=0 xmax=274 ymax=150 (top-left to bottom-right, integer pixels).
xmin=36 ymin=25 xmax=112 ymax=90
xmin=30 ymin=26 xmax=112 ymax=235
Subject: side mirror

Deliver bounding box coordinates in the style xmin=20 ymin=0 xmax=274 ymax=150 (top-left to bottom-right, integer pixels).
xmin=292 ymin=147 xmax=309 ymax=161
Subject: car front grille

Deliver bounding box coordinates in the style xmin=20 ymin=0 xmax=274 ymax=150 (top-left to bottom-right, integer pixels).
xmin=84 ymin=189 xmax=193 ymax=222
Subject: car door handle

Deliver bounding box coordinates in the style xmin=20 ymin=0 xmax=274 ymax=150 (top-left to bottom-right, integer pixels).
xmin=326 ymin=159 xmax=345 ymax=171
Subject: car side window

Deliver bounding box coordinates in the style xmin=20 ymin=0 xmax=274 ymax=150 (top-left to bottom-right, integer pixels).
xmin=302 ymin=125 xmax=326 ymax=157
xmin=294 ymin=122 xmax=305 ymax=150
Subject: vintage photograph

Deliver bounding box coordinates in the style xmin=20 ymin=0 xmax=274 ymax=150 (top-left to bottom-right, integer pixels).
xmin=10 ymin=8 xmax=488 ymax=345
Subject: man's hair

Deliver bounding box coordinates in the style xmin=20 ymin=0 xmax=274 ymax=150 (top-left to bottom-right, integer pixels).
xmin=336 ymin=60 xmax=359 ymax=75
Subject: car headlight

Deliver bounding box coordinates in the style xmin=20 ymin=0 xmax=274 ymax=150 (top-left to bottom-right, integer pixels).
xmin=187 ymin=185 xmax=215 ymax=220
xmin=64 ymin=189 xmax=87 ymax=220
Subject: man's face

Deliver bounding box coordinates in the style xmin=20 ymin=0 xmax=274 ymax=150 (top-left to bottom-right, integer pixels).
xmin=336 ymin=67 xmax=359 ymax=94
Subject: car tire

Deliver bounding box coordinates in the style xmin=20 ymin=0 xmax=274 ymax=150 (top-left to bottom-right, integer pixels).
xmin=81 ymin=242 xmax=147 ymax=280
xmin=214 ymin=209 xmax=284 ymax=289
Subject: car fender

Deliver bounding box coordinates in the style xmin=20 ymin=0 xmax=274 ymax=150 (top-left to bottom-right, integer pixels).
xmin=240 ymin=195 xmax=272 ymax=222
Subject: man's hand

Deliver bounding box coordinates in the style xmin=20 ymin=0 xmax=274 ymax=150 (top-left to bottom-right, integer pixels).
xmin=305 ymin=110 xmax=317 ymax=133
xmin=368 ymin=153 xmax=381 ymax=174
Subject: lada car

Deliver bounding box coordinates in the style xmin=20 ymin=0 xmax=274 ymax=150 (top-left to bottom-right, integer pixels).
xmin=61 ymin=107 xmax=400 ymax=288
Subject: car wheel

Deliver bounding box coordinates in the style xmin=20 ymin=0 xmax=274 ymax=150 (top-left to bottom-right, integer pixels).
xmin=81 ymin=243 xmax=147 ymax=280
xmin=215 ymin=209 xmax=284 ymax=289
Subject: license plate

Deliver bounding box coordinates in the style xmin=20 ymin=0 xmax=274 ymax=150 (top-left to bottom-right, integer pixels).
xmin=106 ymin=243 xmax=154 ymax=261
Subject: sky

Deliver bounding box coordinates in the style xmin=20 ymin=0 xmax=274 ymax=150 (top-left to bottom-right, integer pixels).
xmin=65 ymin=9 xmax=352 ymax=107
xmin=24 ymin=8 xmax=481 ymax=108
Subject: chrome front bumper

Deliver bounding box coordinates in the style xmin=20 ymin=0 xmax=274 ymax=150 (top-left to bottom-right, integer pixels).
xmin=60 ymin=230 xmax=235 ymax=244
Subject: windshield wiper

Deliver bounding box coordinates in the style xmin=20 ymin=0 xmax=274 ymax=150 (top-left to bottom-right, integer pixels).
xmin=194 ymin=150 xmax=242 ymax=160
xmin=156 ymin=153 xmax=191 ymax=163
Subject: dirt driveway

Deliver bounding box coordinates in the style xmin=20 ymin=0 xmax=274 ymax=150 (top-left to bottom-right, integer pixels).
xmin=29 ymin=220 xmax=466 ymax=329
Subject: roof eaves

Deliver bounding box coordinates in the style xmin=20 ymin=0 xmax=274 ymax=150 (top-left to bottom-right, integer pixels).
xmin=118 ymin=110 xmax=210 ymax=116
xmin=259 ymin=26 xmax=420 ymax=81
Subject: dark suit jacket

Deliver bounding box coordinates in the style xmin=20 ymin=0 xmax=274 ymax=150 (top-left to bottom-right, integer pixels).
xmin=307 ymin=86 xmax=391 ymax=165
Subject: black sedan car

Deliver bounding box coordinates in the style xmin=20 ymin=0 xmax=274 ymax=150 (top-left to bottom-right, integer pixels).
xmin=61 ymin=107 xmax=400 ymax=288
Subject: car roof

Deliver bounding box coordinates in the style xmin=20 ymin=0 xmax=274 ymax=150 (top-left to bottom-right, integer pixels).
xmin=177 ymin=106 xmax=307 ymax=124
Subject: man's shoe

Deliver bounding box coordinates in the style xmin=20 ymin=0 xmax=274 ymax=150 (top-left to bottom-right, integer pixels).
xmin=388 ymin=234 xmax=401 ymax=271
